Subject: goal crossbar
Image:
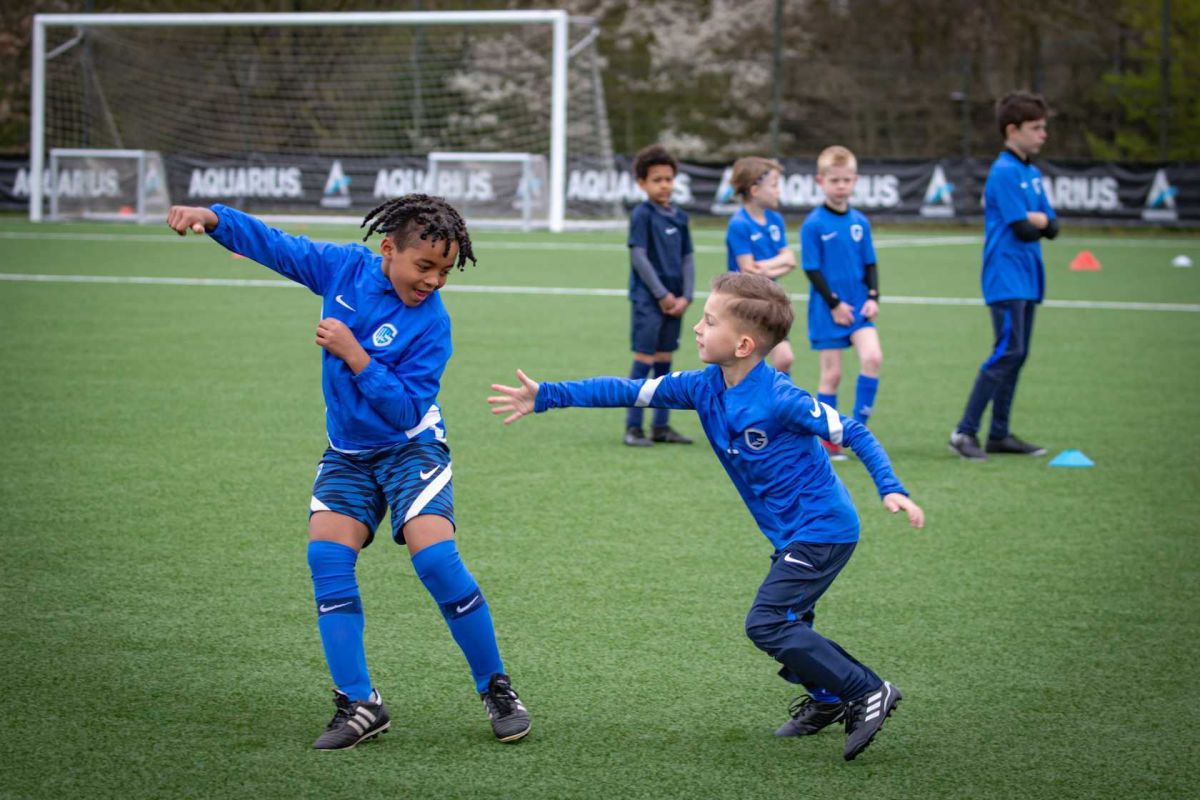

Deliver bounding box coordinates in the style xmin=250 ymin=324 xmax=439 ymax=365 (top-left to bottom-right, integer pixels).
xmin=30 ymin=10 xmax=570 ymax=230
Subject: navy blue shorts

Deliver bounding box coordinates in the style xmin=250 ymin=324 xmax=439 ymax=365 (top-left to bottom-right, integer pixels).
xmin=630 ymin=297 xmax=682 ymax=355
xmin=310 ymin=440 xmax=454 ymax=547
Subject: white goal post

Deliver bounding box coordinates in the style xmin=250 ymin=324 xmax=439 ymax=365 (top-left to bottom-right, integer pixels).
xmin=29 ymin=10 xmax=574 ymax=230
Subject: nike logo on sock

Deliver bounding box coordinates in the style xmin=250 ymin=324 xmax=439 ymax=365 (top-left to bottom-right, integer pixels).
xmin=319 ymin=601 xmax=353 ymax=613
xmin=455 ymin=596 xmax=480 ymax=614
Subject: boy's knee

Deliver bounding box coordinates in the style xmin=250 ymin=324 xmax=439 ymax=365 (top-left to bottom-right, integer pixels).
xmin=861 ymin=350 xmax=882 ymax=374
xmin=745 ymin=607 xmax=788 ymax=652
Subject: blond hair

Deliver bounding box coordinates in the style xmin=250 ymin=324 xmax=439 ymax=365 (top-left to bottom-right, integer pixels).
xmin=730 ymin=156 xmax=784 ymax=199
xmin=816 ymin=145 xmax=857 ymax=175
xmin=710 ymin=272 xmax=794 ymax=351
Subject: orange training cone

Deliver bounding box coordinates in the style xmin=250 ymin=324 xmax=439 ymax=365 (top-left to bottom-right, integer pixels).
xmin=1069 ymin=250 xmax=1101 ymax=271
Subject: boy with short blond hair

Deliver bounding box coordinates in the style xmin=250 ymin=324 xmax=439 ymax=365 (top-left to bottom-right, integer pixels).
xmin=488 ymin=271 xmax=924 ymax=762
xmin=623 ymin=143 xmax=695 ymax=447
xmin=725 ymin=156 xmax=798 ymax=375
xmin=800 ymin=145 xmax=883 ymax=461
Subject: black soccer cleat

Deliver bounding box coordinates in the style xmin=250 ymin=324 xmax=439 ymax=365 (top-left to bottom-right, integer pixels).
xmin=948 ymin=430 xmax=988 ymax=461
xmin=651 ymin=425 xmax=693 ymax=444
xmin=986 ymin=435 xmax=1047 ymax=456
xmin=623 ymin=427 xmax=654 ymax=447
xmin=843 ymin=681 xmax=902 ymax=761
xmin=774 ymin=694 xmax=846 ymax=737
xmin=313 ymin=690 xmax=391 ymax=751
xmin=481 ymin=673 xmax=531 ymax=742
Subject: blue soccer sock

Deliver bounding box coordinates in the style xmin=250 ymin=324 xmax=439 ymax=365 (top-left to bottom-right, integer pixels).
xmin=625 ymin=360 xmax=652 ymax=429
xmin=817 ymin=392 xmax=838 ymax=412
xmin=307 ymin=540 xmax=373 ymax=702
xmin=809 ymin=687 xmax=843 ymax=704
xmin=412 ymin=539 xmax=504 ymax=694
xmin=651 ymin=360 xmax=672 ymax=428
xmin=854 ymin=375 xmax=880 ymax=425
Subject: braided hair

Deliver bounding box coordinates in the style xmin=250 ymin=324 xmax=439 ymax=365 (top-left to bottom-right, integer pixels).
xmin=360 ymin=194 xmax=476 ymax=269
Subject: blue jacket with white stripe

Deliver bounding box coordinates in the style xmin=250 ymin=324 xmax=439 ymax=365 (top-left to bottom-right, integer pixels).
xmin=208 ymin=204 xmax=450 ymax=452
xmin=534 ymin=360 xmax=907 ymax=548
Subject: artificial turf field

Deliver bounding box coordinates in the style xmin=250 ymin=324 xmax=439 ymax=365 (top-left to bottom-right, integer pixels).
xmin=1 ymin=216 xmax=1198 ymax=800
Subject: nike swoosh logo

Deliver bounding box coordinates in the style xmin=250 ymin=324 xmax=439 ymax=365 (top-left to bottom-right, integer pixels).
xmin=335 ymin=294 xmax=355 ymax=311
xmin=810 ymin=400 xmax=823 ymax=418
xmin=750 ymin=232 xmax=763 ymax=240
xmin=455 ymin=596 xmax=480 ymax=614
xmin=783 ymin=553 xmax=813 ymax=567
xmin=821 ymin=232 xmax=838 ymax=241
xmin=319 ymin=601 xmax=353 ymax=613
xmin=419 ymin=466 xmax=440 ymax=480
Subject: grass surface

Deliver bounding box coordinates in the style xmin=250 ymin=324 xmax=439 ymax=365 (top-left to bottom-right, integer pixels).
xmin=1 ymin=218 xmax=1198 ymax=799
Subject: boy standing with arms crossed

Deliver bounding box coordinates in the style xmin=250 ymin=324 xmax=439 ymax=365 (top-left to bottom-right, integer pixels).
xmin=725 ymin=156 xmax=798 ymax=376
xmin=623 ymin=144 xmax=695 ymax=447
xmin=800 ymin=146 xmax=884 ymax=461
xmin=949 ymin=92 xmax=1059 ymax=461
xmin=489 ymin=272 xmax=924 ymax=762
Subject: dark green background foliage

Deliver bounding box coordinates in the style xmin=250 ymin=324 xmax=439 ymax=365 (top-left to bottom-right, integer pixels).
xmin=1 ymin=219 xmax=1198 ymax=798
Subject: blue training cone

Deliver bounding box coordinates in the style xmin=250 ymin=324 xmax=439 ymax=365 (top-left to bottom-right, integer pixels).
xmin=1049 ymin=449 xmax=1094 ymax=468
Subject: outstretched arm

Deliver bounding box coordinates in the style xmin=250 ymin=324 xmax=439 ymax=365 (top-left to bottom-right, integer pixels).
xmin=489 ymin=368 xmax=701 ymax=424
xmin=167 ymin=206 xmax=218 ymax=235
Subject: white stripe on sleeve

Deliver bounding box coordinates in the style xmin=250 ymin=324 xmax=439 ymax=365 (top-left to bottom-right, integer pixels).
xmin=822 ymin=403 xmax=844 ymax=445
xmin=635 ymin=376 xmax=665 ymax=408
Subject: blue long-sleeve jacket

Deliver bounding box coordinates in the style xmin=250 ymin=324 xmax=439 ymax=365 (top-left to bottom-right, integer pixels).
xmin=534 ymin=360 xmax=907 ymax=548
xmin=208 ymin=204 xmax=450 ymax=451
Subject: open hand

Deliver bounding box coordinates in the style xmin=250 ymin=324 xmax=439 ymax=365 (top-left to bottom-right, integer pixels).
xmin=832 ymin=301 xmax=855 ymax=327
xmin=883 ymin=493 xmax=925 ymax=529
xmin=316 ymin=318 xmax=369 ymax=373
xmin=861 ymin=299 xmax=879 ymax=321
xmin=488 ymin=369 xmax=540 ymax=424
xmin=166 ymin=206 xmax=218 ymax=236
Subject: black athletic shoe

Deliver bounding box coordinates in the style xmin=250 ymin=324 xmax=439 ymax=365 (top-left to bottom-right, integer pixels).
xmin=843 ymin=681 xmax=902 ymax=761
xmin=986 ymin=435 xmax=1047 ymax=456
xmin=651 ymin=425 xmax=693 ymax=444
xmin=948 ymin=430 xmax=988 ymax=461
xmin=774 ymin=694 xmax=846 ymax=737
xmin=623 ymin=427 xmax=653 ymax=447
xmin=481 ymin=674 xmax=531 ymax=742
xmin=313 ymin=690 xmax=390 ymax=751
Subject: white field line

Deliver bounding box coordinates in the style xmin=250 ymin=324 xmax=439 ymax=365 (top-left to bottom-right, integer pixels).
xmin=2 ymin=272 xmax=1198 ymax=313
xmin=3 ymin=229 xmax=1197 ymax=251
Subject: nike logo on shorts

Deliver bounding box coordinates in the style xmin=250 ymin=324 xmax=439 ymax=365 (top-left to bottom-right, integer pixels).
xmin=419 ymin=466 xmax=441 ymax=480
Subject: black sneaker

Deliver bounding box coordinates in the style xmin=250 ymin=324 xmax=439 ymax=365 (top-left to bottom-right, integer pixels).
xmin=843 ymin=681 xmax=902 ymax=761
xmin=948 ymin=430 xmax=987 ymax=461
xmin=774 ymin=694 xmax=846 ymax=737
xmin=623 ymin=427 xmax=653 ymax=447
xmin=481 ymin=674 xmax=531 ymax=742
xmin=651 ymin=425 xmax=693 ymax=444
xmin=313 ymin=690 xmax=390 ymax=751
xmin=986 ymin=435 xmax=1047 ymax=456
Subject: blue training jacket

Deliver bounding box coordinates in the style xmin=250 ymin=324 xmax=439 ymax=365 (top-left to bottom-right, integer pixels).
xmin=981 ymin=150 xmax=1056 ymax=304
xmin=534 ymin=360 xmax=907 ymax=548
xmin=208 ymin=204 xmax=451 ymax=452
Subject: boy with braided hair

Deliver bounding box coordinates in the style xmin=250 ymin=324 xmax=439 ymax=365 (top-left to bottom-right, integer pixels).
xmin=167 ymin=195 xmax=531 ymax=749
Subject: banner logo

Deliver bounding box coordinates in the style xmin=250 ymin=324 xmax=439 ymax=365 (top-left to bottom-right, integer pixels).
xmin=1142 ymin=169 xmax=1178 ymax=222
xmin=321 ymin=161 xmax=352 ymax=209
xmin=920 ymin=165 xmax=955 ymax=217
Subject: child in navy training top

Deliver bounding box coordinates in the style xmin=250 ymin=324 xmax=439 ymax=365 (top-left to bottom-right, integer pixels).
xmin=489 ymin=272 xmax=924 ymax=762
xmin=622 ymin=143 xmax=695 ymax=448
xmin=167 ymin=196 xmax=531 ymax=750
xmin=725 ymin=156 xmax=798 ymax=376
xmin=800 ymin=146 xmax=884 ymax=462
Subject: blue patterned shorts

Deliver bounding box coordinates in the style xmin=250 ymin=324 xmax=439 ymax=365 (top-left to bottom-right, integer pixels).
xmin=310 ymin=440 xmax=454 ymax=547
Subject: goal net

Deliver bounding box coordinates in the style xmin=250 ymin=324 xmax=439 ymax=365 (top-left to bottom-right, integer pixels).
xmin=47 ymin=149 xmax=171 ymax=223
xmin=31 ymin=11 xmax=619 ymax=229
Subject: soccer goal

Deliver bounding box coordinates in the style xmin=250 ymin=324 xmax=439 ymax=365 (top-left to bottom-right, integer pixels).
xmin=46 ymin=148 xmax=171 ymax=223
xmin=29 ymin=10 xmax=619 ymax=231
